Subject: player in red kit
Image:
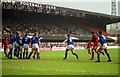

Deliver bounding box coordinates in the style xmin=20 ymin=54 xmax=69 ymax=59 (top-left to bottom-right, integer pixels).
xmin=87 ymin=42 xmax=92 ymax=55
xmin=2 ymin=37 xmax=9 ymax=58
xmin=90 ymin=32 xmax=98 ymax=60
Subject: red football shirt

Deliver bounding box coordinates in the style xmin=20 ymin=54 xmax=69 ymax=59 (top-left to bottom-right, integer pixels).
xmin=2 ymin=39 xmax=9 ymax=49
xmin=87 ymin=42 xmax=92 ymax=48
xmin=91 ymin=34 xmax=98 ymax=45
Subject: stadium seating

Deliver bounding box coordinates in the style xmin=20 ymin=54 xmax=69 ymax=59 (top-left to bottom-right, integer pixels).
xmin=2 ymin=9 xmax=92 ymax=39
xmin=2 ymin=1 xmax=114 ymax=41
xmin=1 ymin=1 xmax=118 ymax=47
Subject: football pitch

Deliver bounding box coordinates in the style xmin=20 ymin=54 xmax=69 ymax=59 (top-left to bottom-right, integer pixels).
xmin=2 ymin=48 xmax=119 ymax=75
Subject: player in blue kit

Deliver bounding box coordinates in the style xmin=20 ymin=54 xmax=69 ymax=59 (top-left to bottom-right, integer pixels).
xmin=18 ymin=35 xmax=23 ymax=59
xmin=96 ymin=31 xmax=112 ymax=62
xmin=22 ymin=33 xmax=30 ymax=59
xmin=63 ymin=34 xmax=79 ymax=59
xmin=32 ymin=36 xmax=41 ymax=59
xmin=13 ymin=32 xmax=20 ymax=58
xmin=8 ymin=33 xmax=15 ymax=59
xmin=27 ymin=32 xmax=40 ymax=59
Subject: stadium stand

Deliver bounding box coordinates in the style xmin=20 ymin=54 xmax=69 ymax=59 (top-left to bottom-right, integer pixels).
xmin=2 ymin=9 xmax=91 ymax=38
xmin=2 ymin=1 xmax=120 ymax=42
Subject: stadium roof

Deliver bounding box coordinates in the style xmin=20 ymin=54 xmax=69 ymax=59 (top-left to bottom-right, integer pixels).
xmin=2 ymin=0 xmax=120 ymax=26
xmin=57 ymin=6 xmax=120 ymax=25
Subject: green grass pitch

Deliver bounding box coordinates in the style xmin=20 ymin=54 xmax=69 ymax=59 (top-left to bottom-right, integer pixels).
xmin=1 ymin=48 xmax=118 ymax=75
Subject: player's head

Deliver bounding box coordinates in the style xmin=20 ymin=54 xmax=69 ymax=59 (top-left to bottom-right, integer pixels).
xmin=99 ymin=31 xmax=102 ymax=34
xmin=16 ymin=32 xmax=19 ymax=36
xmin=9 ymin=32 xmax=13 ymax=37
xmin=10 ymin=34 xmax=13 ymax=37
xmin=25 ymin=33 xmax=27 ymax=37
xmin=5 ymin=37 xmax=8 ymax=40
xmin=67 ymin=34 xmax=70 ymax=37
xmin=91 ymin=32 xmax=95 ymax=35
xmin=34 ymin=31 xmax=38 ymax=36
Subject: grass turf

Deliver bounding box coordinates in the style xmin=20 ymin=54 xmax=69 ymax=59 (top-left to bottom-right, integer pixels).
xmin=2 ymin=48 xmax=118 ymax=75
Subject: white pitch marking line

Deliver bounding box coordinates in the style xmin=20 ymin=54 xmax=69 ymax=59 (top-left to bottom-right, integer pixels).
xmin=5 ymin=66 xmax=118 ymax=75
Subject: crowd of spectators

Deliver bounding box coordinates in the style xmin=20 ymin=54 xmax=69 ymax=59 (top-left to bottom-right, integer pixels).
xmin=2 ymin=14 xmax=91 ymax=36
xmin=2 ymin=1 xmax=92 ymax=37
xmin=1 ymin=1 xmax=119 ymax=49
xmin=2 ymin=21 xmax=72 ymax=36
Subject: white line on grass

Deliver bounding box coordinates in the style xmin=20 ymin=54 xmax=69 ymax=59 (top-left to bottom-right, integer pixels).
xmin=4 ymin=66 xmax=118 ymax=75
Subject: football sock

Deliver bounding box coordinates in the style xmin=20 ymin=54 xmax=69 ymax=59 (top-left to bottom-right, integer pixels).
xmin=17 ymin=47 xmax=20 ymax=57
xmin=10 ymin=51 xmax=12 ymax=59
xmin=9 ymin=49 xmax=12 ymax=59
xmin=8 ymin=51 xmax=10 ymax=58
xmin=26 ymin=52 xmax=28 ymax=59
xmin=104 ymin=49 xmax=111 ymax=60
xmin=10 ymin=49 xmax=13 ymax=58
xmin=92 ymin=50 xmax=94 ymax=59
xmin=28 ymin=52 xmax=32 ymax=59
xmin=23 ymin=52 xmax=25 ymax=59
xmin=88 ymin=49 xmax=90 ymax=54
xmin=14 ymin=49 xmax=17 ymax=56
xmin=73 ymin=53 xmax=79 ymax=59
xmin=16 ymin=51 xmax=19 ymax=57
xmin=20 ymin=53 xmax=22 ymax=59
xmin=106 ymin=53 xmax=111 ymax=60
xmin=64 ymin=52 xmax=68 ymax=59
xmin=37 ymin=52 xmax=40 ymax=59
xmin=97 ymin=53 xmax=100 ymax=61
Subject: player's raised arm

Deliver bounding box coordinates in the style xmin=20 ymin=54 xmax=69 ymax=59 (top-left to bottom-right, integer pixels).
xmin=63 ymin=34 xmax=69 ymax=44
xmin=63 ymin=39 xmax=67 ymax=44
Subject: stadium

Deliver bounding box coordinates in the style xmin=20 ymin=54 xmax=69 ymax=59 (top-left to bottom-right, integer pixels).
xmin=1 ymin=0 xmax=120 ymax=76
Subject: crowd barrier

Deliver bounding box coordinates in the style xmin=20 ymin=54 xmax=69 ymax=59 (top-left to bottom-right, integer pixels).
xmin=0 ymin=46 xmax=119 ymax=52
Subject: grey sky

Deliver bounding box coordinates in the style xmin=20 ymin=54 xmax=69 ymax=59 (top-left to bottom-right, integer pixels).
xmin=18 ymin=0 xmax=120 ymax=15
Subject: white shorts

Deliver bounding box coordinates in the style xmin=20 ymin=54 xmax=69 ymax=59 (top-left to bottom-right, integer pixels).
xmin=9 ymin=44 xmax=13 ymax=49
xmin=20 ymin=46 xmax=23 ymax=49
xmin=13 ymin=42 xmax=15 ymax=45
xmin=32 ymin=43 xmax=39 ymax=48
xmin=100 ymin=43 xmax=107 ymax=49
xmin=66 ymin=44 xmax=74 ymax=49
xmin=23 ymin=44 xmax=29 ymax=48
xmin=14 ymin=41 xmax=19 ymax=47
